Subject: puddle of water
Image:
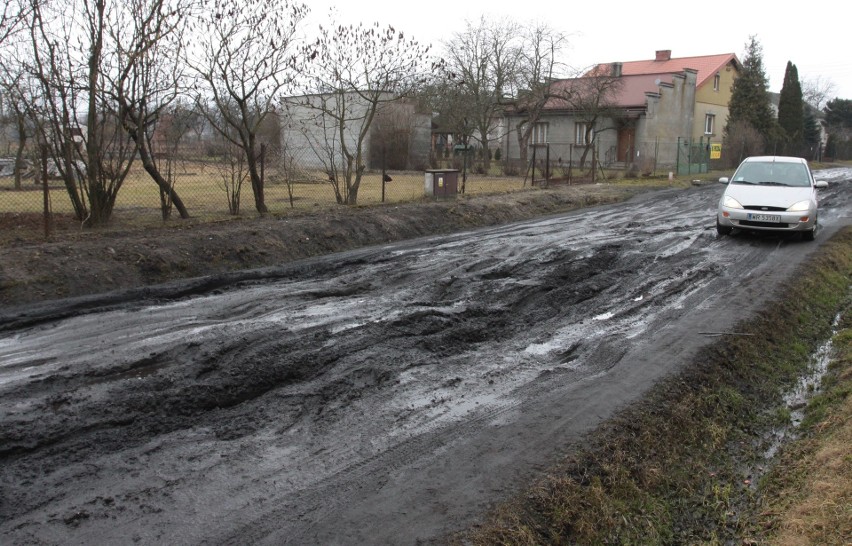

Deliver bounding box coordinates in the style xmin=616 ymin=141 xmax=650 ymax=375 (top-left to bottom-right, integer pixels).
xmin=763 ymin=312 xmax=841 ymax=459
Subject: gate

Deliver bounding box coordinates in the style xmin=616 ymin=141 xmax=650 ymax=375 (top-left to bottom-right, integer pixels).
xmin=677 ymin=136 xmax=712 ymax=175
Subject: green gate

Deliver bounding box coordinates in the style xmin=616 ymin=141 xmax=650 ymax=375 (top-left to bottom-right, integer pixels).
xmin=677 ymin=136 xmax=712 ymax=175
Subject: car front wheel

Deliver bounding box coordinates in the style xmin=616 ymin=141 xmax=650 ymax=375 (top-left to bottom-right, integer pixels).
xmin=716 ymin=219 xmax=732 ymax=236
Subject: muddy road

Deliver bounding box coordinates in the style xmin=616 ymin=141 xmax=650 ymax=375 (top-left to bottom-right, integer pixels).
xmin=2 ymin=171 xmax=850 ymax=545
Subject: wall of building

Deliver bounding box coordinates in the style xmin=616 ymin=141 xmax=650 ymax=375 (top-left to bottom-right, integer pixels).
xmin=639 ymin=70 xmax=697 ymax=167
xmin=281 ymin=93 xmax=430 ymax=172
xmin=692 ymin=61 xmax=737 ymax=141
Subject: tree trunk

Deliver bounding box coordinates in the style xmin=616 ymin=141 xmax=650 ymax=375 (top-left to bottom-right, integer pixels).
xmin=346 ymin=174 xmax=361 ymax=205
xmin=13 ymin=129 xmax=25 ymax=190
xmin=516 ymin=123 xmax=529 ymax=165
xmin=118 ymin=100 xmax=190 ymax=219
xmin=245 ymin=136 xmax=268 ymax=214
xmin=85 ymin=0 xmax=106 ymax=226
xmin=479 ymin=129 xmax=491 ymax=173
xmin=138 ymin=144 xmax=190 ymax=219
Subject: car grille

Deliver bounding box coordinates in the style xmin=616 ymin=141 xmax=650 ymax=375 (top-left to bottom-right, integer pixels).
xmin=740 ymin=220 xmax=791 ymax=228
xmin=743 ymin=205 xmax=787 ymax=211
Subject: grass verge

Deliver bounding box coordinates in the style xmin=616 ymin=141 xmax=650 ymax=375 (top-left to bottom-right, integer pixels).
xmin=755 ymin=311 xmax=852 ymax=544
xmin=460 ymin=226 xmax=852 ymax=544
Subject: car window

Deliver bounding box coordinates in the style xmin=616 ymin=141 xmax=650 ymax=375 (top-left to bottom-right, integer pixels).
xmin=778 ymin=164 xmax=811 ymax=186
xmin=732 ymin=162 xmax=810 ymax=187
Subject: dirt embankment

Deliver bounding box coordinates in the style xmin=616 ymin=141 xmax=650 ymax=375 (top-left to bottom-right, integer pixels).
xmin=0 ymin=184 xmax=650 ymax=307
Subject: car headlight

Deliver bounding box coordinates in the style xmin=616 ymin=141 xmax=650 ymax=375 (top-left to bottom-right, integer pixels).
xmin=723 ymin=195 xmax=743 ymax=209
xmin=787 ymin=200 xmax=811 ymax=212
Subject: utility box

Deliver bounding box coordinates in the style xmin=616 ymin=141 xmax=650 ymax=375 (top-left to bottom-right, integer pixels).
xmin=424 ymin=169 xmax=459 ymax=199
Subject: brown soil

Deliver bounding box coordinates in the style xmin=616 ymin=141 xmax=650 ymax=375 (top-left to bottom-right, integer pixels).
xmin=0 ymin=184 xmax=650 ymax=307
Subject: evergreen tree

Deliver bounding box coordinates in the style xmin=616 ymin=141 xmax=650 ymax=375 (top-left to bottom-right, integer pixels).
xmin=803 ymin=112 xmax=822 ymax=159
xmin=725 ymin=36 xmax=776 ymax=154
xmin=824 ymin=98 xmax=852 ymax=160
xmin=777 ymin=61 xmax=805 ymax=155
xmin=824 ymin=98 xmax=852 ymax=129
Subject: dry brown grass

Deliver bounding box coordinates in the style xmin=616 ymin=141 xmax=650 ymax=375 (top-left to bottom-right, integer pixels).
xmin=765 ymin=331 xmax=852 ymax=546
xmin=0 ymin=162 xmax=532 ymax=219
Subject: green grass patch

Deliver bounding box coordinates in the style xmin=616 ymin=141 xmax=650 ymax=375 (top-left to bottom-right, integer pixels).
xmin=461 ymin=227 xmax=852 ymax=544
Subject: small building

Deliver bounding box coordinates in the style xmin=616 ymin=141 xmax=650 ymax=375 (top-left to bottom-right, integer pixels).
xmin=280 ymin=92 xmax=431 ymax=173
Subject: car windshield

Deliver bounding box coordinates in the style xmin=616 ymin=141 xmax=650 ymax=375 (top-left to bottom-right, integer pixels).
xmin=731 ymin=161 xmax=811 ymax=187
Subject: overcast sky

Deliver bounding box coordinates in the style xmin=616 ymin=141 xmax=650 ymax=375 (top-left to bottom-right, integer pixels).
xmin=305 ymin=0 xmax=851 ymax=105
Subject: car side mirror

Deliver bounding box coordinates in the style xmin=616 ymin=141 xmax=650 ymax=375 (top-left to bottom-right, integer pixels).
xmin=814 ymin=180 xmax=828 ymax=189
xmin=719 ymin=177 xmax=730 ymax=184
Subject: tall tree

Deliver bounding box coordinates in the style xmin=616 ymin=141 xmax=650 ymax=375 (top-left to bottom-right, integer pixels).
xmin=441 ymin=16 xmax=520 ymax=172
xmin=777 ymin=61 xmax=804 ymax=155
xmin=189 ymin=0 xmax=307 ymax=214
xmin=286 ymin=16 xmax=434 ymax=205
xmin=23 ymin=0 xmax=138 ymax=225
xmin=724 ymin=36 xmax=776 ymax=155
xmin=507 ymin=22 xmax=569 ymax=166
xmin=823 ymin=98 xmax=852 ymax=160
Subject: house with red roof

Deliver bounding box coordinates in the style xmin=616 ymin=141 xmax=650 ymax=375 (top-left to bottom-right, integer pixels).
xmin=609 ymin=50 xmax=741 ymax=142
xmin=500 ymin=50 xmax=740 ymax=173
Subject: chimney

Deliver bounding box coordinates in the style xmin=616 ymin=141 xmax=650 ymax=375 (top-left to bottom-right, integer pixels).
xmin=610 ymin=62 xmax=623 ymax=77
xmin=655 ymin=50 xmax=672 ymax=61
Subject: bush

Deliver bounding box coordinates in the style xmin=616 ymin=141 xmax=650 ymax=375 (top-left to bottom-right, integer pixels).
xmin=494 ymin=147 xmax=502 ymax=161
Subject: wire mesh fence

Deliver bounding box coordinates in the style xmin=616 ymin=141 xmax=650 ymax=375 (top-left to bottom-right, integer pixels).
xmin=0 ymin=144 xmax=534 ymax=236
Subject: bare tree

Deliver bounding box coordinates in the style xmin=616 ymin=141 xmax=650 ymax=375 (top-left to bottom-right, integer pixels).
xmin=189 ymin=0 xmax=307 ymax=214
xmin=724 ymin=119 xmax=766 ymax=167
xmin=0 ymin=62 xmax=36 ymax=189
xmin=22 ymin=0 xmax=139 ymax=226
xmin=287 ymin=16 xmax=434 ymax=205
xmin=506 ymin=22 xmax=569 ymax=167
xmin=151 ymin=100 xmax=199 ymax=219
xmin=0 ymin=0 xmax=27 ymax=46
xmin=110 ymin=0 xmax=193 ymax=219
xmin=550 ymin=68 xmax=624 ymax=170
xmin=801 ymin=75 xmax=836 ymax=110
xmin=441 ymin=16 xmax=520 ymax=172
xmin=213 ymin=131 xmax=247 ymax=215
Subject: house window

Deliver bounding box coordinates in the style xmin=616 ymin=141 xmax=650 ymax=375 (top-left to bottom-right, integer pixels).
xmin=713 ymin=73 xmax=720 ymax=91
xmin=532 ymin=122 xmax=549 ymax=144
xmin=575 ymin=122 xmax=593 ymax=145
xmin=704 ymin=114 xmax=715 ymax=135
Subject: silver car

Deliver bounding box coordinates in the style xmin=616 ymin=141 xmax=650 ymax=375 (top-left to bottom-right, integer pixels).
xmin=716 ymin=156 xmax=828 ymax=241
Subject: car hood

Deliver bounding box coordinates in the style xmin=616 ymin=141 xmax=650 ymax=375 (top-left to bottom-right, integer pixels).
xmin=724 ymin=184 xmax=815 ymax=208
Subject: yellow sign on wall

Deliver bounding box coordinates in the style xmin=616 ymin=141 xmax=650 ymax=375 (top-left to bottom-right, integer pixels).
xmin=710 ymin=143 xmax=722 ymax=160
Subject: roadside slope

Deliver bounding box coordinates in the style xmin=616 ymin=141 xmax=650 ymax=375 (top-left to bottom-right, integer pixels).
xmin=0 ymin=184 xmax=650 ymax=307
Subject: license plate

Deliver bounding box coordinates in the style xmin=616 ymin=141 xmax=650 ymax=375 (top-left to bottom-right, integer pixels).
xmin=747 ymin=213 xmax=781 ymax=223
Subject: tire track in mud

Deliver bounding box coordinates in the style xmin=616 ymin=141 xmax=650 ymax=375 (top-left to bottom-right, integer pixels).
xmin=1 ymin=177 xmax=850 ymax=544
